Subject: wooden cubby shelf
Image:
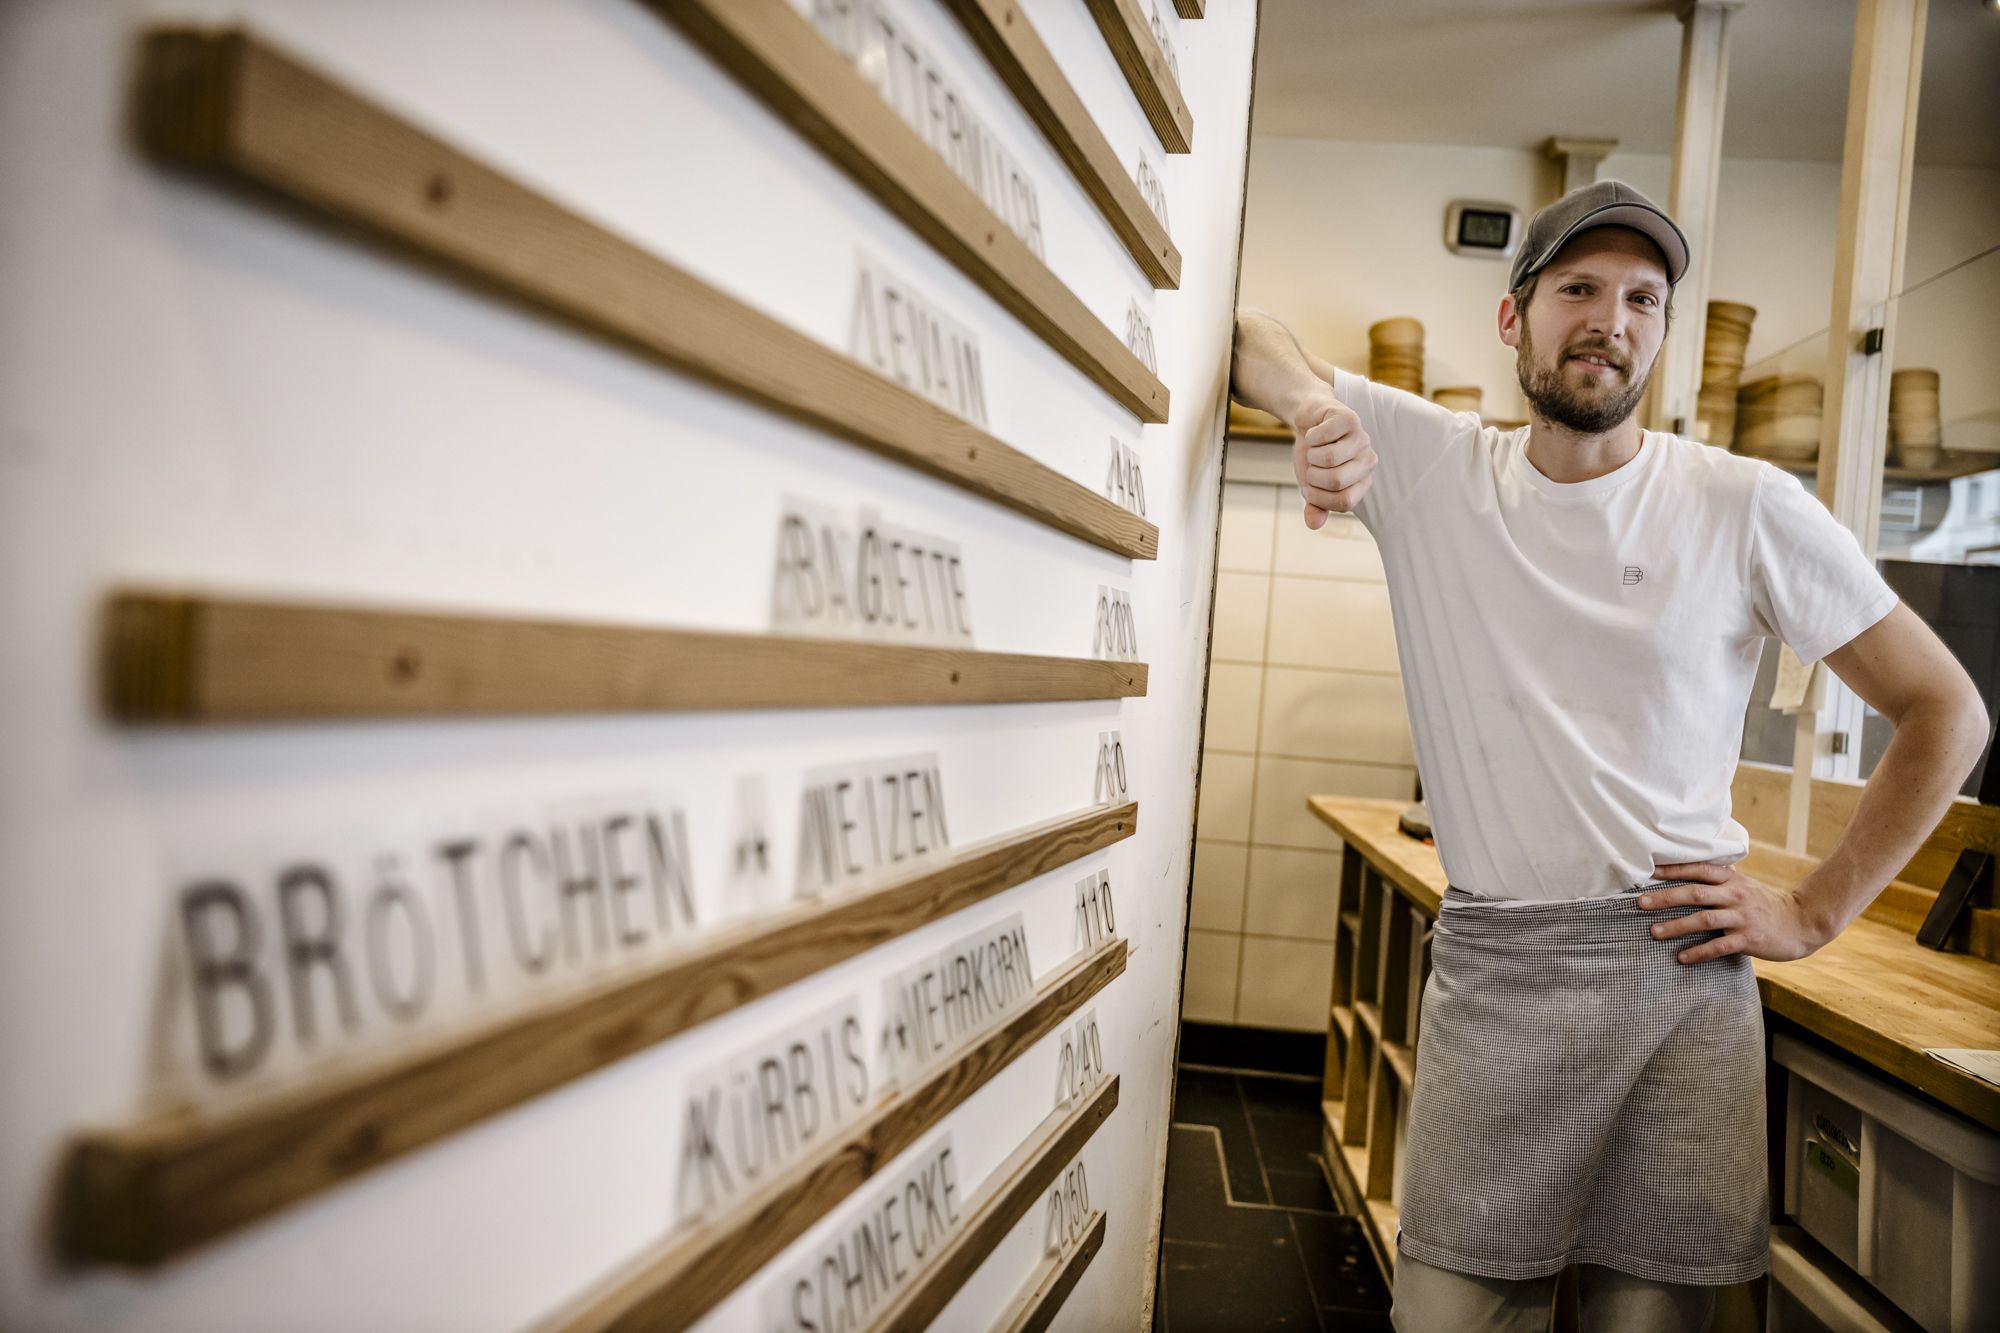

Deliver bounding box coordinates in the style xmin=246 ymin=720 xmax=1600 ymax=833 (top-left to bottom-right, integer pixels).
xmin=59 ymin=803 xmax=1136 ymax=1265
xmin=1083 ymin=0 xmax=1193 ymax=154
xmin=940 ymin=0 xmax=1181 ymax=289
xmin=1319 ymin=831 xmax=1437 ymax=1279
xmin=132 ymin=28 xmax=1157 ymax=561
xmin=549 ymin=941 xmax=1128 ymax=1333
xmin=871 ymin=1077 xmax=1119 ymax=1330
xmin=647 ymin=0 xmax=1170 ymax=423
xmin=998 ymin=1210 xmax=1107 ymax=1333
xmin=1380 ymin=1038 xmax=1416 ymax=1088
xmin=103 ymin=593 xmax=1148 ymax=722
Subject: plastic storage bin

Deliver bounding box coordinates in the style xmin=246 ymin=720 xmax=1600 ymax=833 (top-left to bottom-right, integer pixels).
xmin=1768 ymin=1226 xmax=1924 ymax=1333
xmin=1775 ymin=1034 xmax=2000 ymax=1333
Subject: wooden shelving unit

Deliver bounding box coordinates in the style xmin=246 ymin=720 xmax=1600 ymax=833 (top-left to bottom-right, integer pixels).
xmin=1321 ymin=838 xmax=1436 ymax=1279
xmin=1763 ymin=450 xmax=1998 ymax=487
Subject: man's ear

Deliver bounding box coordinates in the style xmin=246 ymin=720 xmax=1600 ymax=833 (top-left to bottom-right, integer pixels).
xmin=1497 ymin=293 xmax=1522 ymax=350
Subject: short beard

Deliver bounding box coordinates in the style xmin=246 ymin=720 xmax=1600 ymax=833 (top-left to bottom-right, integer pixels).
xmin=1516 ymin=321 xmax=1650 ymax=435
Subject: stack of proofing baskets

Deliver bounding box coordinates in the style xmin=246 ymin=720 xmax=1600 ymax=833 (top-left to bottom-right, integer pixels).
xmin=1369 ymin=317 xmax=1424 ymax=396
xmin=1773 ymin=1033 xmax=2000 ymax=1332
xmin=1890 ymin=368 xmax=1943 ymax=470
xmin=1430 ymin=386 xmax=1482 ymax=416
xmin=1737 ymin=374 xmax=1824 ymax=463
xmin=1696 ymin=300 xmax=1756 ymax=447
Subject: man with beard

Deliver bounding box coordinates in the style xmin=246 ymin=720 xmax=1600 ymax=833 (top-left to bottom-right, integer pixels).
xmin=1228 ymin=181 xmax=1988 ymax=1330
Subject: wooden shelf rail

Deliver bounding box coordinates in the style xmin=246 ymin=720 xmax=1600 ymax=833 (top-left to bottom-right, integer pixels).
xmin=132 ymin=28 xmax=1157 ymax=561
xmin=1084 ymin=0 xmax=1194 ymax=154
xmin=939 ymin=0 xmax=1181 ymax=289
xmin=1174 ymin=0 xmax=1206 ymax=18
xmin=102 ymin=593 xmax=1149 ymax=722
xmin=547 ymin=940 xmax=1127 ymax=1332
xmin=645 ymin=0 xmax=1169 ymax=423
xmin=59 ymin=804 xmax=1137 ymax=1265
xmin=997 ymin=1209 xmax=1107 ymax=1333
xmin=875 ymin=1077 xmax=1119 ymax=1331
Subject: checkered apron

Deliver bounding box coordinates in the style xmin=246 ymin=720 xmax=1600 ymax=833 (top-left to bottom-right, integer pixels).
xmin=1395 ymin=886 xmax=1770 ymax=1286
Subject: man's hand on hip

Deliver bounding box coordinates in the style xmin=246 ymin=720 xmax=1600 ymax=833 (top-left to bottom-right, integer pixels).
xmin=1639 ymin=861 xmax=1831 ymax=964
xmin=1292 ymin=396 xmax=1376 ymax=530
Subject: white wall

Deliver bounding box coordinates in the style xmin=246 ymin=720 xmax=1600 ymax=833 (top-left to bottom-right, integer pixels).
xmin=1238 ymin=135 xmax=2000 ymax=453
xmin=1238 ymin=137 xmax=1554 ymax=421
xmin=0 ymin=0 xmax=1258 ymax=1328
xmin=1184 ymin=485 xmax=1413 ymax=1032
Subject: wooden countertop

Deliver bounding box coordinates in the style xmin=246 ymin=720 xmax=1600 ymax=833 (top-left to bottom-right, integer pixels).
xmin=1309 ymin=796 xmax=1448 ymax=916
xmin=1308 ymin=795 xmax=2000 ymax=1131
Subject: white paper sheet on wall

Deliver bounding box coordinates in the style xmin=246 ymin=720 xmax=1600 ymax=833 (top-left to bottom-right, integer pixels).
xmin=1769 ymin=643 xmax=1818 ymax=713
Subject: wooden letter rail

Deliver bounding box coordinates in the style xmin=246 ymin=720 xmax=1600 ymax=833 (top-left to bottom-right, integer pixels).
xmin=102 ymin=593 xmax=1148 ymax=722
xmin=939 ymin=0 xmax=1182 ymax=289
xmin=874 ymin=1078 xmax=1118 ymax=1331
xmin=133 ymin=28 xmax=1157 ymax=561
xmin=1084 ymin=0 xmax=1194 ymax=154
xmin=60 ymin=803 xmax=1136 ymax=1265
xmin=997 ymin=1209 xmax=1106 ymax=1333
xmin=646 ymin=0 xmax=1170 ymax=423
xmin=546 ymin=942 xmax=1126 ymax=1332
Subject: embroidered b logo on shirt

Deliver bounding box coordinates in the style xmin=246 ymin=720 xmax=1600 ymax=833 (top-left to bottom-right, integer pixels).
xmin=1622 ymin=566 xmax=1644 ymax=586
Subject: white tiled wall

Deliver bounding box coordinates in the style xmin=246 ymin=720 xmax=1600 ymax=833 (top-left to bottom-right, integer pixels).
xmin=1185 ymin=481 xmax=1417 ymax=1031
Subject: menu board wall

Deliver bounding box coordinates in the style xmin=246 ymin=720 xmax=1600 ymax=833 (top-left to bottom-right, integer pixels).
xmin=0 ymin=1 xmax=1258 ymax=1328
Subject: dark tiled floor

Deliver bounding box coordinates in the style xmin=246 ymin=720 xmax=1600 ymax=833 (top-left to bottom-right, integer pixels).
xmin=1154 ymin=1064 xmax=1392 ymax=1332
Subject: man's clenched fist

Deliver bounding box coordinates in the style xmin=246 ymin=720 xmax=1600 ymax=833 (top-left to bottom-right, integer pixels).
xmin=1292 ymin=396 xmax=1377 ymax=529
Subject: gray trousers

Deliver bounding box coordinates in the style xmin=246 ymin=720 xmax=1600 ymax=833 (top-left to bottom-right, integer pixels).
xmin=1392 ymin=1251 xmax=1716 ymax=1332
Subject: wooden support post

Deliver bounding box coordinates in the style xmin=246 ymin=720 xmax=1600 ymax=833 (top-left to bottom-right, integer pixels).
xmin=1818 ymin=0 xmax=1927 ymax=551
xmin=1650 ymin=0 xmax=1743 ymax=436
xmin=1784 ymin=0 xmax=1928 ymax=837
xmin=1543 ymin=136 xmax=1619 ymax=196
xmin=1799 ymin=0 xmax=1928 ymax=801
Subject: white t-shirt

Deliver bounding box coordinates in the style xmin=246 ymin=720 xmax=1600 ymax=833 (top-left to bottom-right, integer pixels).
xmin=1333 ymin=369 xmax=1899 ymax=901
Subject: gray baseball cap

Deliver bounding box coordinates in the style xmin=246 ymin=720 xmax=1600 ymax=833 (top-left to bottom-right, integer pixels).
xmin=1508 ymin=179 xmax=1689 ymax=291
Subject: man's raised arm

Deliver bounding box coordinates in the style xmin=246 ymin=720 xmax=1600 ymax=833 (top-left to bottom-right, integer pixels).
xmin=1231 ymin=309 xmax=1377 ymax=529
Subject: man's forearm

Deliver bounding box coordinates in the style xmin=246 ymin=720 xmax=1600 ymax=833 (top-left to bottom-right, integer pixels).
xmin=1795 ymin=698 xmax=1991 ymax=942
xmin=1231 ymin=309 xmax=1329 ymax=425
